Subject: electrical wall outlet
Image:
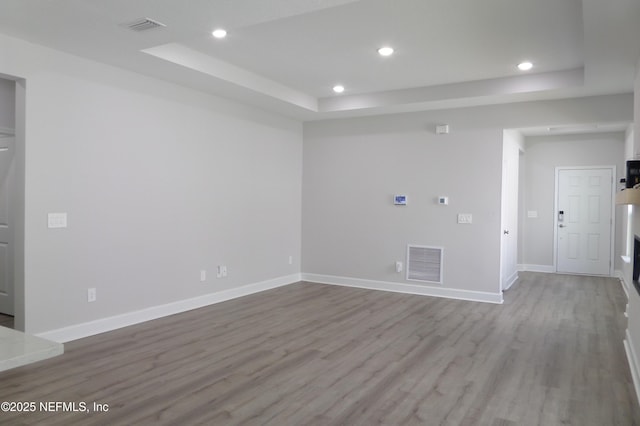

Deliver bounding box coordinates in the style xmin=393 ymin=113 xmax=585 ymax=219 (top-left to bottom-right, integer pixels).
xmin=87 ymin=288 xmax=96 ymax=303
xmin=200 ymin=270 xmax=206 ymax=282
xmin=395 ymin=261 xmax=403 ymax=273
xmin=288 ymin=255 xmax=293 ymax=265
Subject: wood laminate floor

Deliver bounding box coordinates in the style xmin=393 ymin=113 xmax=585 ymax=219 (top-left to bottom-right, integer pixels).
xmin=0 ymin=272 xmax=638 ymax=425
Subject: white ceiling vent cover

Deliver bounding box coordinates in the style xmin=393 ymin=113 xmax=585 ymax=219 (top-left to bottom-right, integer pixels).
xmin=406 ymin=245 xmax=443 ymax=284
xmin=123 ymin=18 xmax=166 ymax=32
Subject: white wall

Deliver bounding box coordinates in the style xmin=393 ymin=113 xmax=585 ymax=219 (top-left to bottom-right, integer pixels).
xmin=518 ymin=148 xmax=526 ymax=266
xmin=520 ymin=132 xmax=625 ymax=270
xmin=303 ymin=96 xmax=632 ymax=301
xmin=0 ymin=33 xmax=303 ymax=334
xmin=625 ymin=56 xmax=640 ymax=403
xmin=616 ymin=124 xmax=637 ymax=293
xmin=0 ymin=28 xmax=635 ymax=337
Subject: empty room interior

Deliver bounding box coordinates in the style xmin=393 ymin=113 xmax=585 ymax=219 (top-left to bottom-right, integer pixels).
xmin=1 ymin=0 xmax=640 ymax=424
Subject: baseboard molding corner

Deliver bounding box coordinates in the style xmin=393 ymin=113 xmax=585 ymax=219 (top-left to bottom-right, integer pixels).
xmin=517 ymin=264 xmax=555 ymax=273
xmin=624 ymin=329 xmax=640 ymax=409
xmin=502 ymin=271 xmax=518 ymax=291
xmin=36 ymin=273 xmax=301 ymax=343
xmin=301 ymin=273 xmax=503 ymax=304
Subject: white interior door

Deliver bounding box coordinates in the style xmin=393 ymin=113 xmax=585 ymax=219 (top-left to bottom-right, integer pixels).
xmin=500 ymin=138 xmax=520 ymax=290
xmin=0 ymin=134 xmax=15 ymax=315
xmin=556 ymin=167 xmax=613 ymax=276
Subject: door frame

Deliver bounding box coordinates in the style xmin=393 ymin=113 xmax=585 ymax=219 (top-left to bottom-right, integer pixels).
xmin=500 ymin=130 xmax=524 ymax=291
xmin=0 ymin=74 xmax=25 ymax=331
xmin=0 ymin=129 xmax=15 ymax=315
xmin=553 ymin=166 xmax=616 ymax=276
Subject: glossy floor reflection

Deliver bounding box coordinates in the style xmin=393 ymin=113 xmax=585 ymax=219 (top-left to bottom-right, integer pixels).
xmin=0 ymin=326 xmax=63 ymax=372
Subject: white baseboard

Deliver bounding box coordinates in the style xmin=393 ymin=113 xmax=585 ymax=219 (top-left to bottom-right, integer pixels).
xmin=36 ymin=274 xmax=301 ymax=343
xmin=619 ymin=273 xmax=630 ymax=301
xmin=502 ymin=271 xmax=518 ymax=291
xmin=517 ymin=264 xmax=555 ymax=273
xmin=626 ymin=304 xmax=629 ymax=318
xmin=624 ymin=329 xmax=640 ymax=409
xmin=301 ymin=273 xmax=503 ymax=304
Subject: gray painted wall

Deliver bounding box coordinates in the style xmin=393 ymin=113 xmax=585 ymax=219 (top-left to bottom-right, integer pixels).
xmin=0 ymin=30 xmax=635 ymax=336
xmin=518 ymin=149 xmax=526 ymax=266
xmin=0 ymin=78 xmax=14 ymax=130
xmin=520 ymin=133 xmax=625 ymax=269
xmin=0 ymin=34 xmax=303 ymax=334
xmin=303 ymin=96 xmax=632 ymax=296
xmin=626 ymin=56 xmax=640 ymax=391
xmin=501 ymin=129 xmax=524 ymax=289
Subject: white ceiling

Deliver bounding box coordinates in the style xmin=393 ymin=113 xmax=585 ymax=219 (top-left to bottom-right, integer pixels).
xmin=0 ymin=0 xmax=638 ymax=121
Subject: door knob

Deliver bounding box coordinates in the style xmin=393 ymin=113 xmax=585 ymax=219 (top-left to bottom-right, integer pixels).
xmin=559 ymin=224 xmax=566 ymax=228
xmin=503 ymin=230 xmax=509 ymax=235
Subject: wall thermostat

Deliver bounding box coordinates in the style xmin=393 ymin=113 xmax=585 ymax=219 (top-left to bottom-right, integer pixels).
xmin=438 ymin=196 xmax=449 ymax=205
xmin=394 ymin=195 xmax=407 ymax=205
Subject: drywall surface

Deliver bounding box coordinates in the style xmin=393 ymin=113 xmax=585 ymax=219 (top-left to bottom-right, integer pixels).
xmin=521 ymin=132 xmax=624 ymax=269
xmin=303 ymin=95 xmax=632 ymax=296
xmin=500 ymin=129 xmax=523 ymax=289
xmin=0 ymin=77 xmax=14 ymax=130
xmin=0 ymin=33 xmax=302 ymax=334
xmin=625 ymin=57 xmax=640 ymax=402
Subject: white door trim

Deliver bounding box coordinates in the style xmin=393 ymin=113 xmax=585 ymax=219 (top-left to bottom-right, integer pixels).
xmin=553 ymin=166 xmax=616 ymax=276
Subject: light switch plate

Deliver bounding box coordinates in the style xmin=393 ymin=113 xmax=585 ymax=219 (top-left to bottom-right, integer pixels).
xmin=48 ymin=213 xmax=68 ymax=228
xmin=436 ymin=124 xmax=450 ymax=134
xmin=457 ymin=213 xmax=473 ymax=224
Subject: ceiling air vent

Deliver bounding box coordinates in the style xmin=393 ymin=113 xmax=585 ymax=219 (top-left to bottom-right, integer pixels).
xmin=123 ymin=18 xmax=166 ymax=32
xmin=406 ymin=245 xmax=443 ymax=284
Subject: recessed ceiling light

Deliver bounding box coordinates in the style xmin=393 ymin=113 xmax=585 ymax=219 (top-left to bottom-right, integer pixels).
xmin=378 ymin=46 xmax=394 ymax=57
xmin=517 ymin=61 xmax=533 ymax=71
xmin=333 ymin=85 xmax=345 ymax=94
xmin=212 ymin=29 xmax=227 ymax=39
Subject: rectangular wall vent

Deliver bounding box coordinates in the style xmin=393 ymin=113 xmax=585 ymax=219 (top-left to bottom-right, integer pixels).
xmin=406 ymin=245 xmax=443 ymax=284
xmin=123 ymin=18 xmax=166 ymax=32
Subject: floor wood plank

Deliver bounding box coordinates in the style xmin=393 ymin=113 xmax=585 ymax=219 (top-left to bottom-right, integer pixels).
xmin=0 ymin=272 xmax=638 ymax=425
